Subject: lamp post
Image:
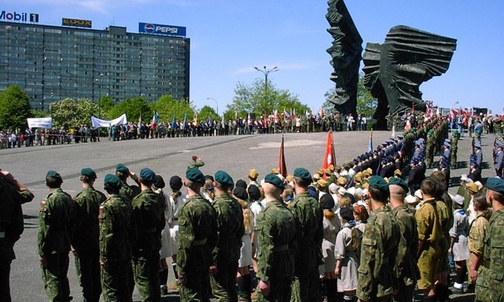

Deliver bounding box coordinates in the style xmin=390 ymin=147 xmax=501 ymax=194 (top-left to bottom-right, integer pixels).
xmin=254 ymin=66 xmax=278 ymax=113
xmin=206 ymin=97 xmax=219 ymax=116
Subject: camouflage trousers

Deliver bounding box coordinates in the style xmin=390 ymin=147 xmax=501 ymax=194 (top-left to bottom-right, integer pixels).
xmin=210 ymin=259 xmax=239 ymax=302
xmin=133 ymin=251 xmax=161 ymax=302
xmin=100 ymin=259 xmax=131 ymax=302
xmin=74 ymin=249 xmax=101 ymax=302
xmin=41 ymin=252 xmax=71 ymax=302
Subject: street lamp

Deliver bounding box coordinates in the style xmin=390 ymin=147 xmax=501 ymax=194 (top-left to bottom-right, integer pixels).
xmin=254 ymin=66 xmax=279 ymax=113
xmin=206 ymin=97 xmax=219 ymax=116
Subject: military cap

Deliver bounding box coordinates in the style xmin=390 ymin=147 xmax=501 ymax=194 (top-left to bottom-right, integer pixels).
xmin=215 ymin=170 xmax=234 ymax=186
xmin=293 ymin=167 xmax=312 ymax=183
xmin=453 ymin=194 xmax=465 ymax=206
xmin=474 ymin=141 xmax=481 ymax=148
xmin=286 ymin=174 xmax=294 ymax=183
xmin=466 ymin=182 xmax=479 ymax=194
xmin=324 ymin=168 xmax=332 ymax=175
xmin=486 ymin=178 xmax=504 ymax=195
xmin=116 ymin=163 xmax=129 ymax=173
xmin=264 ymin=173 xmax=285 ymax=189
xmin=317 ymin=179 xmax=328 ymax=188
xmin=320 ymin=194 xmax=335 ymax=210
xmin=388 ymin=177 xmax=409 ymax=193
xmin=192 ymin=155 xmax=198 ymax=161
xmin=154 ymin=175 xmax=165 ymax=189
xmin=139 ymin=168 xmax=156 ymax=182
xmin=169 ymin=175 xmax=183 ymax=191
xmin=496 ymin=140 xmax=504 ymax=148
xmin=46 ymin=170 xmax=62 ymax=180
xmin=186 ymin=168 xmax=205 ymax=184
xmin=328 ymin=165 xmax=335 ymax=171
xmin=313 ymin=173 xmax=321 ymax=181
xmin=80 ymin=167 xmax=97 ymax=179
xmin=394 ymin=169 xmax=402 ymax=177
xmin=271 ymin=167 xmax=280 ymax=174
xmin=443 ymin=142 xmax=451 ymax=148
xmin=340 ymin=207 xmax=354 ymax=221
xmin=397 ymin=134 xmax=404 ymax=139
xmin=410 ymin=158 xmax=419 ymax=164
xmin=248 ymin=169 xmax=259 ymax=179
xmin=354 ymin=172 xmax=363 ymax=183
xmin=369 ymin=176 xmax=390 ymax=194
xmin=104 ymin=174 xmax=122 ymax=189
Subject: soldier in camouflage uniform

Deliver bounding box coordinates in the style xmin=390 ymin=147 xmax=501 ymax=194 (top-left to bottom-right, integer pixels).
xmin=39 ymin=170 xmax=75 ymax=302
xmin=357 ymin=176 xmax=400 ymax=302
xmin=99 ymin=174 xmax=135 ymax=302
xmin=425 ymin=129 xmax=435 ymax=168
xmin=289 ymin=168 xmax=323 ymax=302
xmin=388 ymin=177 xmax=418 ymax=302
xmin=475 ymin=178 xmax=504 ymax=302
xmin=177 ymin=168 xmax=217 ymax=302
xmin=0 ymin=170 xmax=34 ymax=301
xmin=255 ymin=174 xmax=298 ymax=302
xmin=115 ymin=163 xmax=141 ymax=203
xmin=415 ymin=178 xmax=443 ymax=302
xmin=71 ymin=168 xmax=107 ymax=302
xmin=131 ymin=168 xmax=166 ymax=301
xmin=210 ymin=170 xmax=244 ymax=302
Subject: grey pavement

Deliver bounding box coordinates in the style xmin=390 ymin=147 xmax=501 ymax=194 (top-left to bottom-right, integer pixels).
xmin=3 ymin=129 xmax=495 ymax=301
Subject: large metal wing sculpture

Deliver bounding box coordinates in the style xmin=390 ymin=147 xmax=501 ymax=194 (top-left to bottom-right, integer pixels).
xmin=326 ymin=0 xmax=363 ymax=118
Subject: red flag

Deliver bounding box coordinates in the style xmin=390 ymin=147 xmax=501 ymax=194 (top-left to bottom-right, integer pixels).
xmin=278 ymin=135 xmax=288 ymax=178
xmin=322 ymin=131 xmax=336 ymax=174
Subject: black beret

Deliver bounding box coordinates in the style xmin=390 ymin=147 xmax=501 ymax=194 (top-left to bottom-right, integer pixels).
xmin=169 ymin=175 xmax=183 ymax=191
xmin=320 ymin=194 xmax=335 ymax=210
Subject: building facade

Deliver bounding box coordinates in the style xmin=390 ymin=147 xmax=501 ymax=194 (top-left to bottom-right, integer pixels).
xmin=0 ymin=20 xmax=190 ymax=110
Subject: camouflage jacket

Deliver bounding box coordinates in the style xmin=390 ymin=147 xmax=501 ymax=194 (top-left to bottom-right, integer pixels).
xmin=392 ymin=204 xmax=419 ymax=287
xmin=177 ymin=194 xmax=217 ymax=276
xmin=131 ymin=189 xmax=165 ymax=258
xmin=357 ymin=206 xmax=400 ymax=301
xmin=99 ymin=194 xmax=133 ymax=263
xmin=72 ymin=187 xmax=107 ymax=251
xmin=256 ymin=199 xmax=298 ymax=282
xmin=288 ymin=191 xmax=324 ymax=273
xmin=212 ymin=193 xmax=244 ymax=265
xmin=38 ymin=188 xmax=74 ymax=256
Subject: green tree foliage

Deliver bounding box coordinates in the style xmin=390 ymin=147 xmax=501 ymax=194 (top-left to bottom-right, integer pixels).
xmin=198 ymin=105 xmax=219 ymax=122
xmin=228 ymin=79 xmax=309 ymax=117
xmin=107 ymin=97 xmax=151 ymax=123
xmin=150 ymin=95 xmax=194 ymax=123
xmin=324 ymin=75 xmax=377 ymax=117
xmin=99 ymin=95 xmax=114 ymax=113
xmin=50 ymin=98 xmax=98 ymax=129
xmin=0 ymin=85 xmax=32 ymax=130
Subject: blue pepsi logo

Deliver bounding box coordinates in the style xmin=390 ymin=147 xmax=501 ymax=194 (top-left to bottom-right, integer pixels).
xmin=144 ymin=23 xmax=154 ymax=33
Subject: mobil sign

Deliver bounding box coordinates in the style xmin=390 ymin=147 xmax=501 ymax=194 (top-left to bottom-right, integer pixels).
xmin=139 ymin=22 xmax=186 ymax=37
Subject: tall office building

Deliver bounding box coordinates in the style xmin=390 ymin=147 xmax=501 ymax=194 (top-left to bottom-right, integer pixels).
xmin=0 ymin=15 xmax=190 ymax=110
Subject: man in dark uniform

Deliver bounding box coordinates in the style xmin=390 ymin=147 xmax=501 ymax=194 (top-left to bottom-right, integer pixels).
xmin=39 ymin=170 xmax=75 ymax=302
xmin=0 ymin=170 xmax=34 ymax=301
xmin=131 ymin=168 xmax=165 ymax=301
xmin=177 ymin=168 xmax=217 ymax=301
xmin=72 ymin=168 xmax=107 ymax=302
xmin=210 ymin=170 xmax=244 ymax=301
xmin=289 ymin=168 xmax=323 ymax=302
xmin=256 ymin=174 xmax=298 ymax=302
xmin=99 ymin=174 xmax=135 ymax=302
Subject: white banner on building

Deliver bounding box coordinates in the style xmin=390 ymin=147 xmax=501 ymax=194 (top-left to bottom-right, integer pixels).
xmin=91 ymin=114 xmax=128 ymax=128
xmin=27 ymin=117 xmax=52 ymax=129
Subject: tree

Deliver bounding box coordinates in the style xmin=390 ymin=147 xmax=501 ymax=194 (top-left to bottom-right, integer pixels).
xmin=0 ymin=85 xmax=32 ymax=130
xmin=98 ymin=95 xmax=114 ymax=113
xmin=150 ymin=95 xmax=195 ymax=124
xmin=50 ymin=98 xmax=98 ymax=129
xmin=228 ymin=79 xmax=309 ymax=118
xmin=324 ymin=74 xmax=377 ymax=117
xmin=107 ymin=97 xmax=152 ymax=124
xmin=198 ymin=105 xmax=219 ymax=122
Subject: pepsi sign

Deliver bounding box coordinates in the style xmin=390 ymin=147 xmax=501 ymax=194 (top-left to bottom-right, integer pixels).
xmin=139 ymin=22 xmax=186 ymax=37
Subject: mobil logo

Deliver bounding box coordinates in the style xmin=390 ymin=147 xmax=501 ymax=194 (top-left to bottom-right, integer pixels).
xmin=0 ymin=10 xmax=28 ymax=21
xmin=144 ymin=23 xmax=154 ymax=33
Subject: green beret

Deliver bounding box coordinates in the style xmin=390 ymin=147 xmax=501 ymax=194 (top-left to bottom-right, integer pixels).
xmin=215 ymin=170 xmax=234 ymax=186
xmin=293 ymin=167 xmax=312 ymax=183
xmin=264 ymin=173 xmax=285 ymax=189
xmin=46 ymin=170 xmax=62 ymax=180
xmin=388 ymin=177 xmax=409 ymax=193
xmin=139 ymin=168 xmax=156 ymax=182
xmin=116 ymin=163 xmax=129 ymax=173
xmin=80 ymin=167 xmax=97 ymax=179
xmin=486 ymin=178 xmax=504 ymax=195
xmin=369 ymin=176 xmax=390 ymax=194
xmin=186 ymin=168 xmax=205 ymax=184
xmin=104 ymin=174 xmax=123 ymax=189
